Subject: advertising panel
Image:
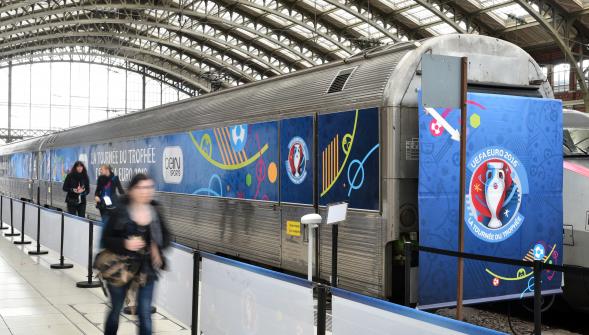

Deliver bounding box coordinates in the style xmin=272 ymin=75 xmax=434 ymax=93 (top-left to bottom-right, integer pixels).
xmin=418 ymin=93 xmax=563 ymax=308
xmin=318 ymin=108 xmax=379 ymax=210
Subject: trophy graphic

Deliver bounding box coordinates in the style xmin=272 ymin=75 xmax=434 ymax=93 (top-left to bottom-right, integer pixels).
xmin=485 ymin=162 xmax=506 ymax=229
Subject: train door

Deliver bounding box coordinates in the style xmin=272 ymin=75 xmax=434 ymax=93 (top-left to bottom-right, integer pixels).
xmin=31 ymin=151 xmax=40 ymax=203
xmin=42 ymin=150 xmax=51 ymax=206
xmin=280 ymin=114 xmax=318 ymax=277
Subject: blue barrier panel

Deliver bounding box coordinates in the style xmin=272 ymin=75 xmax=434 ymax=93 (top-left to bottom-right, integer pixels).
xmin=200 ymin=252 xmax=314 ymax=335
xmin=332 ymin=288 xmax=506 ymax=335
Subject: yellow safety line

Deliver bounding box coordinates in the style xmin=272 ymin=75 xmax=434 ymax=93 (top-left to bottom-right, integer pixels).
xmin=320 ymin=109 xmax=359 ymax=197
xmin=189 ymin=132 xmax=268 ymax=170
xmin=485 ymin=244 xmax=556 ymax=281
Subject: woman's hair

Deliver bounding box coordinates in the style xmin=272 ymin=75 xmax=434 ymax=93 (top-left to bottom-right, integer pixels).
xmin=71 ymin=161 xmax=88 ymax=178
xmin=128 ymin=173 xmax=152 ymax=191
xmin=100 ymin=164 xmax=113 ymax=175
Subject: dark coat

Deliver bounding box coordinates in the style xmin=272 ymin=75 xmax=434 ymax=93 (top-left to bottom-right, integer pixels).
xmin=94 ymin=174 xmax=125 ymax=208
xmin=100 ymin=197 xmax=171 ymax=270
xmin=62 ymin=172 xmax=90 ymax=204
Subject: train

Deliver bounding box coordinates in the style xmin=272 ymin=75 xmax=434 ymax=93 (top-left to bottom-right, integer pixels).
xmin=0 ymin=34 xmax=585 ymax=309
xmin=562 ymin=109 xmax=589 ymax=312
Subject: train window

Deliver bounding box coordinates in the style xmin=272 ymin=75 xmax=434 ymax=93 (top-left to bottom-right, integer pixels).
xmin=327 ymin=67 xmax=356 ymax=93
xmin=564 ymin=128 xmax=589 ymax=156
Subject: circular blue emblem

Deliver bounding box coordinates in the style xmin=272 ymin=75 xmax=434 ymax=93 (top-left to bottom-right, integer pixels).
xmin=465 ymin=146 xmax=529 ymax=243
xmin=285 ymin=137 xmax=309 ymax=185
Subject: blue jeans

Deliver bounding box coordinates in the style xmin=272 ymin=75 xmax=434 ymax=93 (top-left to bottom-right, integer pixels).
xmin=105 ymin=280 xmax=155 ymax=335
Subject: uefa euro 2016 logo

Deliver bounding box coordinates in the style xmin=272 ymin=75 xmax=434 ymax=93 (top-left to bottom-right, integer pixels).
xmin=285 ymin=137 xmax=309 ymax=185
xmin=466 ymin=146 xmax=529 ymax=243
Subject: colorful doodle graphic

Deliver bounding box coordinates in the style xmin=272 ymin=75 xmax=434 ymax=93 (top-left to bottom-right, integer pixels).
xmin=188 ymin=120 xmax=278 ymax=201
xmin=319 ymin=108 xmax=379 ymax=210
xmin=189 ymin=128 xmax=267 ymax=171
xmin=51 ymin=147 xmax=83 ymax=182
xmin=485 ymin=241 xmax=560 ymax=298
xmin=9 ymin=152 xmax=32 ymax=179
xmin=418 ymin=92 xmax=563 ymax=308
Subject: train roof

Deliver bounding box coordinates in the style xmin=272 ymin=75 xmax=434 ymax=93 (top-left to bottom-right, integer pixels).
xmin=0 ymin=34 xmax=550 ymax=156
xmin=564 ymin=109 xmax=589 ymax=129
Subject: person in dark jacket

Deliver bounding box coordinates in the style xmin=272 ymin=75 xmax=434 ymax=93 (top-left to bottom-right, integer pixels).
xmin=94 ymin=164 xmax=124 ymax=218
xmin=62 ymin=161 xmax=90 ymax=217
xmin=101 ymin=173 xmax=170 ymax=335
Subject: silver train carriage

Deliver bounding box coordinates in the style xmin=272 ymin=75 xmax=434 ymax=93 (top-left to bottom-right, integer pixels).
xmin=562 ymin=109 xmax=589 ymax=312
xmin=0 ymin=35 xmax=555 ymax=302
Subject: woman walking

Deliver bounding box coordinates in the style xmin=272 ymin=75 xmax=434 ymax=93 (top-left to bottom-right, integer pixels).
xmin=101 ymin=174 xmax=170 ymax=335
xmin=62 ymin=161 xmax=90 ymax=217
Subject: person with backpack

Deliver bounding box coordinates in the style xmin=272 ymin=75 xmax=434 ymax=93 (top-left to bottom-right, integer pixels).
xmin=62 ymin=161 xmax=90 ymax=217
xmin=95 ymin=164 xmax=125 ymax=219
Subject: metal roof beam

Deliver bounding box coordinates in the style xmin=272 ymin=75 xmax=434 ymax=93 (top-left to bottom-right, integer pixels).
xmin=513 ymin=0 xmax=589 ymax=110
xmin=0 ymin=39 xmax=215 ymax=93
xmin=0 ymin=13 xmax=283 ymax=82
xmin=0 ymin=55 xmax=197 ymax=96
xmin=0 ymin=13 xmax=285 ymax=76
xmin=0 ymin=1 xmax=319 ymax=66
xmin=411 ymin=0 xmax=467 ymax=33
xmin=219 ymin=0 xmax=353 ymax=57
xmin=319 ymin=0 xmax=402 ymax=42
xmin=0 ymin=28 xmax=257 ymax=83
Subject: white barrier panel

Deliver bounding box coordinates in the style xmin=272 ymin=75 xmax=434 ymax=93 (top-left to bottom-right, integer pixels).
xmin=24 ymin=203 xmax=37 ymax=238
xmin=40 ymin=209 xmax=63 ymax=253
xmin=154 ymin=243 xmax=194 ymax=327
xmin=63 ymin=215 xmax=91 ymax=268
xmin=12 ymin=201 xmax=23 ymax=233
xmin=201 ymin=253 xmax=314 ymax=335
xmin=331 ymin=288 xmax=505 ymax=335
xmin=93 ymin=224 xmax=102 ymax=258
xmin=1 ymin=197 xmax=7 ymax=226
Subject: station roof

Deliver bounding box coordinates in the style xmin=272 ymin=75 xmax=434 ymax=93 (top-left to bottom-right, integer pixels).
xmin=0 ymin=0 xmax=588 ymax=96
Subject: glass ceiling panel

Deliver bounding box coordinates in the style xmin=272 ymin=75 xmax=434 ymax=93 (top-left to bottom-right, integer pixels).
xmin=300 ymin=0 xmax=333 ymax=11
xmin=429 ymin=23 xmax=457 ymax=35
xmin=383 ymin=0 xmax=416 ymax=9
xmin=331 ymin=8 xmax=362 ymax=24
xmin=403 ymin=6 xmax=438 ymax=25
xmin=492 ymin=3 xmax=528 ymax=21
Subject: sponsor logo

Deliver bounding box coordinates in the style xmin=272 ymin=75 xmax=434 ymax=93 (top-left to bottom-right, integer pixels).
xmin=163 ymin=146 xmax=183 ymax=184
xmin=285 ymin=137 xmax=309 ymax=184
xmin=466 ymin=146 xmax=529 ymax=243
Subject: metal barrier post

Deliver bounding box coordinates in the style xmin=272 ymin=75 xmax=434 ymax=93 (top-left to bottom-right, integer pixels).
xmin=0 ymin=195 xmax=8 ymax=230
xmin=4 ymin=198 xmax=20 ymax=237
xmin=533 ymin=260 xmax=542 ymax=335
xmin=192 ymin=251 xmax=200 ymax=335
xmin=317 ymin=285 xmax=327 ymax=335
xmin=404 ymin=241 xmax=412 ymax=307
xmin=14 ymin=199 xmax=31 ymax=245
xmin=51 ymin=210 xmax=73 ymax=269
xmin=331 ymin=224 xmax=338 ymax=287
xmin=76 ymin=218 xmax=101 ymax=288
xmin=29 ymin=189 xmax=48 ymax=255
